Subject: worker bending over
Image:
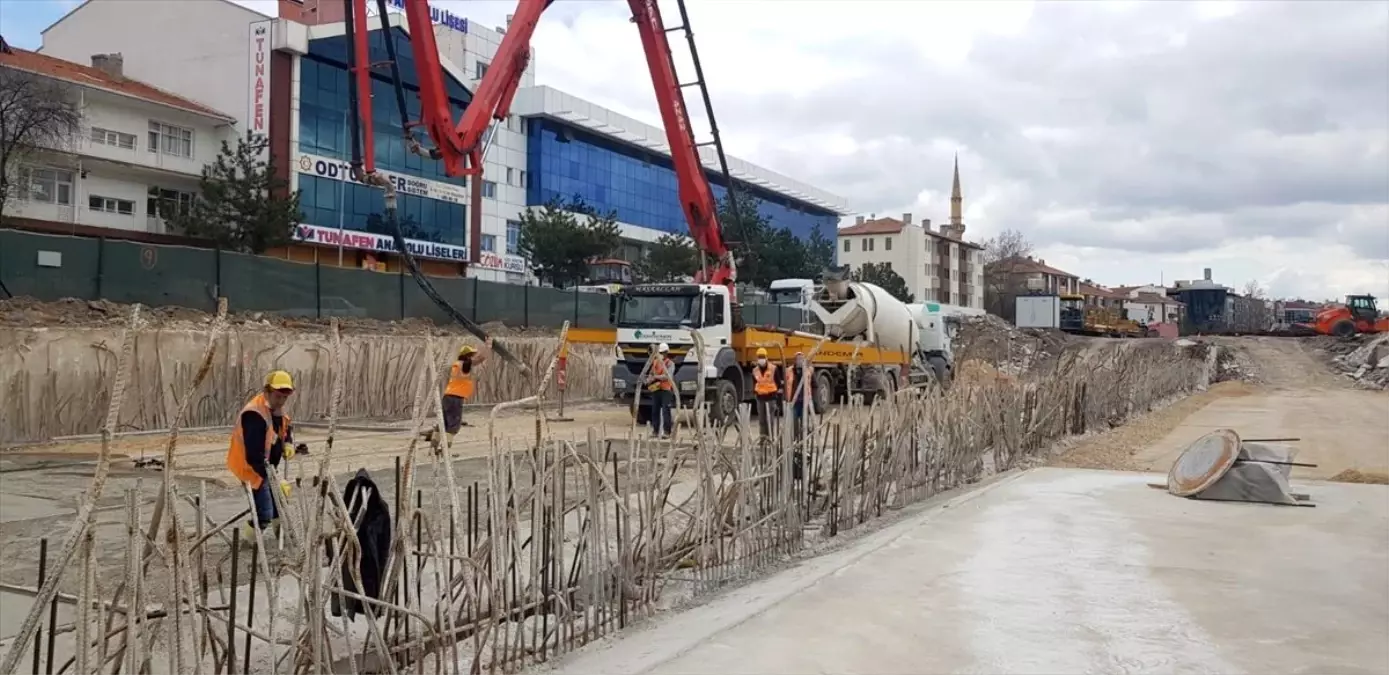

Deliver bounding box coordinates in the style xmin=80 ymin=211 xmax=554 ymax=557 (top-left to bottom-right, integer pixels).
xmin=646 ymin=342 xmax=676 ymax=438
xmin=439 ymin=339 xmax=492 ymax=446
xmin=752 ymin=348 xmax=785 ymax=437
xmin=226 ymin=370 xmax=298 ymax=537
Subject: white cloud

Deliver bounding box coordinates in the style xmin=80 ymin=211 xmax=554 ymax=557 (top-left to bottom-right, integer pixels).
xmin=224 ymin=0 xmax=1388 ymax=300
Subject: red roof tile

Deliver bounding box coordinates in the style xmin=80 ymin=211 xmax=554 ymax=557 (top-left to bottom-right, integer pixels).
xmin=838 ymin=217 xmax=905 ymax=236
xmin=0 ymin=47 xmax=232 ymax=120
xmin=989 ymin=255 xmax=1078 ymax=279
xmin=1079 ymin=282 xmax=1124 ymax=299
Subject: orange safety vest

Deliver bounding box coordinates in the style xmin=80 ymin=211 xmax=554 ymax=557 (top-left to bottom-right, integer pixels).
xmin=753 ymin=363 xmax=779 ymax=396
xmin=647 ymin=357 xmax=675 ymax=392
xmin=785 ymin=367 xmax=799 ymax=402
xmin=226 ymin=393 xmax=290 ymax=489
xmin=445 ymin=361 xmax=475 ymax=399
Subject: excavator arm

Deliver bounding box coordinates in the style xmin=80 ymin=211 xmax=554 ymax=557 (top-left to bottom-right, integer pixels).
xmin=345 ymin=0 xmax=739 ymax=294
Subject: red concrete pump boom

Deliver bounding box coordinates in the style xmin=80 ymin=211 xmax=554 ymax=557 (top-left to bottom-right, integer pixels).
xmin=345 ymin=0 xmax=739 ymax=293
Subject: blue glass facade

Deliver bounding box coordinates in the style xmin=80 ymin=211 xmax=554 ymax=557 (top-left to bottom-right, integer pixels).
xmin=297 ymin=28 xmax=472 ymax=246
xmin=525 ymin=119 xmax=839 ymax=241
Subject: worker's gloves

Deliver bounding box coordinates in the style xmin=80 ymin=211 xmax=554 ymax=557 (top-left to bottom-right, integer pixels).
xmin=280 ymin=481 xmax=293 ymax=499
xmin=284 ymin=442 xmax=308 ymax=460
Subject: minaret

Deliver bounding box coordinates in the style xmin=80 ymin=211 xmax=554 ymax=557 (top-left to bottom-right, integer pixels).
xmin=948 ymin=153 xmax=964 ymax=239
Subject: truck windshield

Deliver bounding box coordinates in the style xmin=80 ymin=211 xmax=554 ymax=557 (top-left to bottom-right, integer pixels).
xmin=619 ymin=295 xmax=699 ymax=327
xmin=768 ymin=289 xmax=805 ymax=305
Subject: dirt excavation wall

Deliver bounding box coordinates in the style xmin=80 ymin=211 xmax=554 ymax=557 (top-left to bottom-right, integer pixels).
xmin=0 ymin=325 xmax=612 ymax=445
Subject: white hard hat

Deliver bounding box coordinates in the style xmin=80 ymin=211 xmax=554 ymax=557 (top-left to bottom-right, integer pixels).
xmin=657 ymin=342 xmax=670 ymax=353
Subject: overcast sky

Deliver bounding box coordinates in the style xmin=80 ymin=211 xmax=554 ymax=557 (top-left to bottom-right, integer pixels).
xmin=6 ymin=0 xmax=1387 ymax=300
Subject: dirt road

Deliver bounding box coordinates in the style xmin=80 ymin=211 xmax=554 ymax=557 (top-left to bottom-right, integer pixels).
xmin=1055 ymin=337 xmax=1389 ymax=478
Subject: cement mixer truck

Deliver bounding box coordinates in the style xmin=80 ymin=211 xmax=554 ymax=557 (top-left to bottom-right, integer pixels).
xmin=575 ymin=271 xmax=938 ymax=425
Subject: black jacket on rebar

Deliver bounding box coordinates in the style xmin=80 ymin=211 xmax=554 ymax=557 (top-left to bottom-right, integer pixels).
xmin=332 ymin=468 xmax=392 ymax=621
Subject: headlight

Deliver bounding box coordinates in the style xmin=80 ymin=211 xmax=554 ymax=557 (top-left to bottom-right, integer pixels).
xmin=612 ymin=378 xmax=625 ymax=390
xmin=680 ymin=380 xmax=697 ymax=392
xmin=614 ymin=344 xmax=624 ymax=360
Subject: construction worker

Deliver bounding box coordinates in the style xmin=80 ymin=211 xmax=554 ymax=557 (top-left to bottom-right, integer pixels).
xmin=440 ymin=338 xmax=492 ymax=444
xmin=646 ymin=343 xmax=676 ymax=438
xmin=752 ymin=347 xmax=784 ymax=437
xmin=227 ymin=370 xmax=298 ymax=536
xmin=786 ymin=351 xmax=811 ymax=439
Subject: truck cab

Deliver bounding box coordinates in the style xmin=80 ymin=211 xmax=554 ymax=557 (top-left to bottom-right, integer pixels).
xmin=610 ymin=284 xmax=744 ymax=420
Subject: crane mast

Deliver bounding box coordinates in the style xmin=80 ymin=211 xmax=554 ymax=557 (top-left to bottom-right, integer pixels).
xmin=343 ymin=0 xmax=740 ymax=295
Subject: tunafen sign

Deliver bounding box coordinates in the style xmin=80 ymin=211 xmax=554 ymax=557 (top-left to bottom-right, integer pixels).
xmin=385 ymin=0 xmax=469 ymax=34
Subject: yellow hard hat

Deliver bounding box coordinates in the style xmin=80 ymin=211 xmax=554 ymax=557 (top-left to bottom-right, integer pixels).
xmin=756 ymin=347 xmax=768 ymax=358
xmin=458 ymin=345 xmax=477 ymax=358
xmin=265 ymin=370 xmax=294 ymax=391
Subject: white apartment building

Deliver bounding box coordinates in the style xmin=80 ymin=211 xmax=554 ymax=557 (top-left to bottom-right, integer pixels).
xmin=1 ymin=48 xmax=237 ymax=234
xmin=836 ymin=160 xmax=984 ymax=308
xmin=837 ymin=213 xmax=984 ymax=307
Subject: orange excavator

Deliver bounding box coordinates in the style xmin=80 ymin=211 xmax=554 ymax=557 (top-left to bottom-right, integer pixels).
xmin=1308 ymin=295 xmax=1389 ymax=337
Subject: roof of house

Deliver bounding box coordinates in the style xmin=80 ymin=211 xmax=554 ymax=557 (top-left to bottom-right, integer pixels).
xmin=837 ymin=217 xmax=985 ymax=249
xmin=0 ymin=45 xmax=233 ymax=120
xmin=1079 ymin=282 xmax=1125 ymax=299
xmin=989 ymin=255 xmax=1078 ymax=279
xmin=838 ymin=217 xmax=905 ymax=236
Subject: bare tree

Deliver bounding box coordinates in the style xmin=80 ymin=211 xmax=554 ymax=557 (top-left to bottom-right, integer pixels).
xmin=0 ymin=65 xmax=83 ymax=221
xmin=1240 ymin=279 xmax=1266 ymax=300
xmin=981 ymin=228 xmax=1034 ymax=320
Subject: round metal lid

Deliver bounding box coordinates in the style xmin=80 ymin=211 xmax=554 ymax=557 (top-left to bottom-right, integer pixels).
xmin=1167 ymin=428 xmax=1242 ymax=497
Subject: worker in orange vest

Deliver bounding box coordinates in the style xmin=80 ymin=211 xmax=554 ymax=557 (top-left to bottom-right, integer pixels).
xmin=786 ymin=351 xmax=812 ymax=439
xmin=436 ymin=338 xmax=492 ymax=446
xmin=227 ymin=370 xmax=299 ymax=538
xmin=752 ymin=347 xmax=784 ymax=437
xmin=645 ymin=342 xmax=676 ymax=438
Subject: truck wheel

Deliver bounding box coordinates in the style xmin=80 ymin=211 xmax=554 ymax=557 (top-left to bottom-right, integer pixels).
xmin=708 ymin=378 xmax=739 ymax=427
xmin=812 ymin=370 xmax=832 ymax=415
xmin=928 ymin=356 xmax=952 ymax=392
xmin=1332 ymin=319 xmax=1357 ymax=338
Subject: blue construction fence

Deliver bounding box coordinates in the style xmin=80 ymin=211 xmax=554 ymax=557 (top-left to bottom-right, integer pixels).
xmin=0 ymin=229 xmax=810 ymax=330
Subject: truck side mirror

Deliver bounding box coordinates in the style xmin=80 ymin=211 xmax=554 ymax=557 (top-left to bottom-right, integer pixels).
xmin=608 ymin=295 xmax=618 ymax=324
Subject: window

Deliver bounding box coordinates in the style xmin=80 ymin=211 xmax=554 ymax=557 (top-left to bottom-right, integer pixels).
xmin=481 ymin=234 xmax=496 ymax=252
xmin=884 ymin=237 xmax=892 ymax=251
xmin=475 ymin=60 xmax=489 ymax=79
xmin=505 ymin=220 xmax=521 ymax=255
xmin=843 ymin=239 xmax=851 ymax=253
xmin=90 ymin=127 xmax=137 ymax=150
xmin=519 ymin=170 xmax=527 ymax=188
xmin=860 ymin=238 xmax=874 ymax=252
xmin=505 ymin=167 xmax=514 ymax=185
xmin=147 ymin=187 xmax=195 ymax=219
xmin=148 ymin=121 xmax=193 ymax=158
xmin=89 ymin=195 xmax=135 ymax=215
xmin=703 ymin=294 xmax=725 ymax=326
xmin=22 ymin=168 xmax=75 ymax=205
xmin=482 ymin=180 xmax=497 ymax=199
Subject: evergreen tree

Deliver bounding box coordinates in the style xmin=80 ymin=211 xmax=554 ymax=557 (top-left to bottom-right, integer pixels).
xmin=634 ymin=233 xmax=700 ymax=282
xmin=166 ymin=133 xmax=302 ymax=253
xmin=517 ymin=195 xmax=621 ymax=287
xmin=852 ymin=262 xmax=915 ymax=303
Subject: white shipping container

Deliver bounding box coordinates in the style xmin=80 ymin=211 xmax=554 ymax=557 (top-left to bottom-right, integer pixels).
xmin=1015 ymin=295 xmax=1061 ymax=329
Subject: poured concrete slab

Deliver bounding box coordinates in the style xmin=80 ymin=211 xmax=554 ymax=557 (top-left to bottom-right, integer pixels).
xmin=0 ymin=589 xmax=74 ymax=641
xmin=550 ymin=468 xmax=1389 ymax=675
xmin=0 ymin=493 xmax=73 ymax=523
